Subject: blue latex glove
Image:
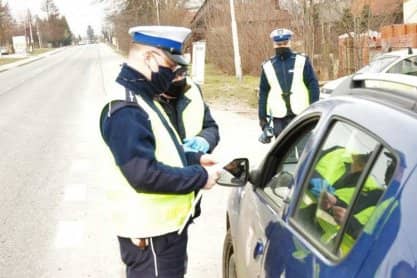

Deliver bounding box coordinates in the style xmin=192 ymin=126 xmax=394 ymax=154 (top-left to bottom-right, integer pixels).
xmin=309 ymin=178 xmax=335 ymax=198
xmin=183 ymin=136 xmax=210 ymax=153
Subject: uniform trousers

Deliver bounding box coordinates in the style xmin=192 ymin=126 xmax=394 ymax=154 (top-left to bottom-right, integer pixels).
xmin=118 ymin=228 xmax=188 ymax=278
xmin=272 ymin=115 xmax=295 ymax=137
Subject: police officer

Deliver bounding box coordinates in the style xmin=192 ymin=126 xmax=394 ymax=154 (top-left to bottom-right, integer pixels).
xmin=100 ymin=26 xmax=221 ymax=278
xmin=258 ymin=28 xmax=320 ymax=140
xmin=158 ymin=65 xmax=220 ymax=218
xmin=160 ymin=66 xmax=219 ymax=154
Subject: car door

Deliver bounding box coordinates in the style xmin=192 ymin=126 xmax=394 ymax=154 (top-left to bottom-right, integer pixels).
xmin=263 ymin=119 xmax=399 ymax=278
xmin=233 ymin=116 xmax=320 ymax=278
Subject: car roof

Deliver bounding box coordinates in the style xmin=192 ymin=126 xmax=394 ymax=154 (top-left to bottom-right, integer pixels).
xmin=376 ymin=48 xmax=417 ymax=59
xmin=330 ymin=73 xmax=417 ymax=113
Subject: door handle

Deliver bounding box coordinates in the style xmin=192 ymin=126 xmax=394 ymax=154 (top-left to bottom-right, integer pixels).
xmin=253 ymin=240 xmax=264 ymax=259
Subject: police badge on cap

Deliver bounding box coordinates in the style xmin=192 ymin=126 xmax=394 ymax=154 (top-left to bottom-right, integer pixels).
xmin=270 ymin=28 xmax=293 ymax=42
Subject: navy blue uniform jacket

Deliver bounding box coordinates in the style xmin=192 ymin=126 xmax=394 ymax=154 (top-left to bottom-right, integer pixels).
xmin=100 ymin=64 xmax=208 ymax=195
xmin=258 ymin=50 xmax=320 ymax=120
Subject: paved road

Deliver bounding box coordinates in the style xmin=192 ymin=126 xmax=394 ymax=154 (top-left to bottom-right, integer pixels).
xmin=0 ymin=44 xmax=270 ymax=277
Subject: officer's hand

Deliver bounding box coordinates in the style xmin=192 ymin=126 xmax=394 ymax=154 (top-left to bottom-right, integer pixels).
xmin=320 ymin=191 xmax=337 ymax=211
xmin=331 ymin=206 xmax=346 ymax=225
xmin=200 ymin=154 xmax=218 ymax=167
xmin=309 ymin=178 xmax=334 ymax=198
xmin=183 ymin=136 xmax=210 ymax=153
xmin=203 ymin=164 xmax=221 ymax=190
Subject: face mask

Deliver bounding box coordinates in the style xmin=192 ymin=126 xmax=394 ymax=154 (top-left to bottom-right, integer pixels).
xmin=276 ymin=47 xmax=290 ymax=56
xmin=149 ymin=65 xmax=175 ymax=95
xmin=166 ymin=78 xmax=187 ymax=97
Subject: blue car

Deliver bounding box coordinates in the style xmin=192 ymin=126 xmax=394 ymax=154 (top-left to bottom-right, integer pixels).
xmin=220 ymin=73 xmax=417 ymax=278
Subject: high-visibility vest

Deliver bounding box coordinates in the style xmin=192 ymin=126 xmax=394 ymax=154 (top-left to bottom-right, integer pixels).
xmin=315 ymin=148 xmax=353 ymax=185
xmin=299 ymin=147 xmax=381 ymax=254
xmin=182 ymin=78 xmax=205 ymax=138
xmin=262 ymin=55 xmax=310 ymax=118
xmin=104 ymin=89 xmax=195 ymax=238
xmin=300 ymin=148 xmax=351 ymax=209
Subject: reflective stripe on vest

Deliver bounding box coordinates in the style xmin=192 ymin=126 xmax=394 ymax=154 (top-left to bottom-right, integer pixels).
xmin=263 ymin=55 xmax=310 ymax=118
xmin=106 ymin=91 xmax=195 ymax=238
xmin=182 ymin=78 xmax=205 ymax=138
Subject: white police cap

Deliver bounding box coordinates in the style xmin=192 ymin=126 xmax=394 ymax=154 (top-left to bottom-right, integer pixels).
xmin=128 ymin=25 xmax=192 ymax=65
xmin=270 ymin=28 xmax=293 ymax=42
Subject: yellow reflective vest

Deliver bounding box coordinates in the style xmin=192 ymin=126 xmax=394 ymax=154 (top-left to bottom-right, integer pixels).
xmin=182 ymin=78 xmax=205 ymax=138
xmin=106 ymin=90 xmax=195 ymax=238
xmin=262 ymin=55 xmax=310 ymax=118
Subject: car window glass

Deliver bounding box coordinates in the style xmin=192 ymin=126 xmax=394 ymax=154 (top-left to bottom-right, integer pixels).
xmin=340 ymin=148 xmax=396 ymax=255
xmin=263 ymin=123 xmax=315 ymax=209
xmin=358 ymin=56 xmax=397 ymax=73
xmin=292 ymin=121 xmax=396 ymax=257
xmin=387 ymin=56 xmax=417 ymax=76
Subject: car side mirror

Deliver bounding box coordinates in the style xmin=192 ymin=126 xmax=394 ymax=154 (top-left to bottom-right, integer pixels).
xmin=216 ymin=158 xmax=249 ymax=187
xmin=248 ymin=168 xmax=261 ymax=187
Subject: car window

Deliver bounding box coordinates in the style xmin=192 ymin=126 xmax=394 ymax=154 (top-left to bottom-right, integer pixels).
xmin=357 ymin=56 xmax=397 ymax=73
xmin=291 ymin=121 xmax=396 ymax=258
xmin=262 ymin=120 xmax=318 ymax=210
xmin=387 ymin=56 xmax=417 ymax=76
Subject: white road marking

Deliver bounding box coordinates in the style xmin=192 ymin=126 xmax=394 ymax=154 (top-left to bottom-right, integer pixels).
xmin=64 ymin=184 xmax=86 ymax=202
xmin=54 ymin=221 xmax=84 ymax=249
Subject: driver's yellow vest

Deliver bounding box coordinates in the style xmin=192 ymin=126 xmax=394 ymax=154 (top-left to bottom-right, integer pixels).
xmin=106 ymin=92 xmax=195 ymax=238
xmin=182 ymin=78 xmax=205 ymax=138
xmin=313 ymin=175 xmax=380 ymax=258
xmin=263 ymin=55 xmax=310 ymax=118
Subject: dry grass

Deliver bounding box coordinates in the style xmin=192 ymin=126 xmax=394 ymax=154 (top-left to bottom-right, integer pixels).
xmin=30 ymin=48 xmax=54 ymax=55
xmin=201 ymin=64 xmax=259 ymax=110
xmin=0 ymin=58 xmax=23 ymax=66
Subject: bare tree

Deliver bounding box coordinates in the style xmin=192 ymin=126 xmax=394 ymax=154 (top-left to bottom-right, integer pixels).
xmin=103 ymin=0 xmax=190 ymax=53
xmin=0 ymin=1 xmax=15 ymax=48
xmin=39 ymin=1 xmax=72 ymax=47
xmin=87 ymin=25 xmax=95 ymax=42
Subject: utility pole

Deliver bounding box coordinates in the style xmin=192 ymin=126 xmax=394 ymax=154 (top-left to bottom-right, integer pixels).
xmin=37 ymin=20 xmax=43 ymax=48
xmin=24 ymin=20 xmax=28 ymax=50
xmin=154 ymin=0 xmax=160 ymax=25
xmin=27 ymin=10 xmax=34 ymax=51
xmin=229 ymin=0 xmax=242 ymax=80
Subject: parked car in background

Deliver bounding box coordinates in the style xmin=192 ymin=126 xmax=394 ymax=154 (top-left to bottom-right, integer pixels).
xmin=321 ymin=47 xmax=417 ymax=98
xmin=220 ymin=73 xmax=417 ymax=278
xmin=0 ymin=46 xmax=9 ymax=55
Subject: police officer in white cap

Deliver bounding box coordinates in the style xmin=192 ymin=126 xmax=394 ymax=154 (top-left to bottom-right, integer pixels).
xmin=258 ymin=28 xmax=319 ymax=142
xmin=99 ymin=26 xmax=221 ymax=278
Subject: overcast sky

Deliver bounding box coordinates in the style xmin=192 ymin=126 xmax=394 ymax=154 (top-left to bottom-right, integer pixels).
xmin=6 ymin=0 xmax=105 ymax=38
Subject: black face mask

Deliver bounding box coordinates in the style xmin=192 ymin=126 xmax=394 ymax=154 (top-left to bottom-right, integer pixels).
xmin=276 ymin=47 xmax=291 ymax=56
xmin=166 ymin=78 xmax=187 ymax=97
xmin=149 ymin=65 xmax=175 ymax=95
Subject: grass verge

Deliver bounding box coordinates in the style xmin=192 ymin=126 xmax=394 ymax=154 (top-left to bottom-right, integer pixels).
xmin=201 ymin=64 xmax=259 ymax=109
xmin=30 ymin=48 xmax=54 ymax=55
xmin=0 ymin=58 xmax=23 ymax=66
